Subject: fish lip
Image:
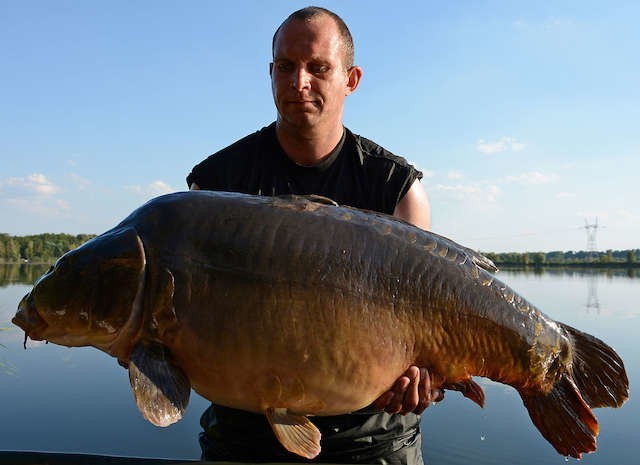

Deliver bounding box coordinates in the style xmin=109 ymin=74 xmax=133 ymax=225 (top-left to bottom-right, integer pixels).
xmin=12 ymin=294 xmax=48 ymax=340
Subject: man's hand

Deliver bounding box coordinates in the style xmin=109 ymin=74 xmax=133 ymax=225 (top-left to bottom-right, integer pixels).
xmin=372 ymin=366 xmax=444 ymax=415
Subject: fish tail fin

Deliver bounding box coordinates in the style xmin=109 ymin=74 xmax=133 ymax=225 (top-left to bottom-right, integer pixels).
xmin=519 ymin=322 xmax=629 ymax=459
xmin=520 ymin=374 xmax=597 ymax=459
xmin=563 ymin=323 xmax=629 ymax=408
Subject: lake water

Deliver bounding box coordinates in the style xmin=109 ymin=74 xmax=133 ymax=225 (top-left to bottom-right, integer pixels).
xmin=0 ymin=264 xmax=637 ymax=464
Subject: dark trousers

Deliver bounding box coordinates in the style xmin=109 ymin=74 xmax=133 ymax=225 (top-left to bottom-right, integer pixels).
xmin=199 ymin=405 xmax=424 ymax=465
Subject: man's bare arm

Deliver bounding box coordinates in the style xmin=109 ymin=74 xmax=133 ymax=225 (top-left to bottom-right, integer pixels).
xmin=393 ymin=179 xmax=431 ymax=230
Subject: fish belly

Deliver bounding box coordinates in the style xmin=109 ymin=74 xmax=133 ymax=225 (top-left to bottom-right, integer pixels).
xmin=165 ymin=274 xmax=416 ymax=415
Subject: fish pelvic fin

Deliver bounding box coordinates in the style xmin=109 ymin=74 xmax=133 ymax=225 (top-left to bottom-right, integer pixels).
xmin=444 ymin=378 xmax=485 ymax=408
xmin=128 ymin=342 xmax=190 ymax=427
xmin=563 ymin=323 xmax=629 ymax=408
xmin=266 ymin=407 xmax=321 ymax=459
xmin=520 ymin=374 xmax=598 ymax=459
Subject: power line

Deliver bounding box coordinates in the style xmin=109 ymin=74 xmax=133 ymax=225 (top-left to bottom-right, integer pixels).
xmin=468 ymin=226 xmax=583 ymax=242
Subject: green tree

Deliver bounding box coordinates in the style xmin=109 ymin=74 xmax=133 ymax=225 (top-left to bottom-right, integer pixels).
xmin=533 ymin=252 xmax=546 ymax=266
xmin=599 ymin=249 xmax=614 ymax=264
xmin=4 ymin=237 xmax=20 ymax=261
xmin=627 ymin=250 xmax=637 ymax=264
xmin=20 ymin=239 xmax=34 ymax=260
xmin=0 ymin=235 xmax=6 ymax=261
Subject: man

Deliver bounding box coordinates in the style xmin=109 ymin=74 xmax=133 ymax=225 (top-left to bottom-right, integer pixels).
xmin=187 ymin=6 xmax=441 ymax=465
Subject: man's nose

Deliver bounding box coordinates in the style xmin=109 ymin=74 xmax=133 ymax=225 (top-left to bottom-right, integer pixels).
xmin=291 ymin=66 xmax=311 ymax=91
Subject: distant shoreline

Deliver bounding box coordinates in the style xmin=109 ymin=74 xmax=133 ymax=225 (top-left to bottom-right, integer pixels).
xmin=2 ymin=233 xmax=638 ymax=268
xmin=2 ymin=260 xmax=639 ymax=268
xmin=495 ymin=262 xmax=640 ymax=269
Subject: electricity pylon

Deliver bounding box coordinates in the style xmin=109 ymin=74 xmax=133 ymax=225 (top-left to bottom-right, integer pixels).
xmin=584 ymin=218 xmax=598 ymax=261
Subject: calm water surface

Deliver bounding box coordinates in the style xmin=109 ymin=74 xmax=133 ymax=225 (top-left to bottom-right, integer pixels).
xmin=0 ymin=264 xmax=637 ymax=464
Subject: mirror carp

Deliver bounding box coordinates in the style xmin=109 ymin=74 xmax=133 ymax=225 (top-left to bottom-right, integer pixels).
xmin=13 ymin=191 xmax=628 ymax=459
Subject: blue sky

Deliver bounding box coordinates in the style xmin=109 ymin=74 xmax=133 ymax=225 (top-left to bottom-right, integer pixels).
xmin=1 ymin=0 xmax=638 ymax=253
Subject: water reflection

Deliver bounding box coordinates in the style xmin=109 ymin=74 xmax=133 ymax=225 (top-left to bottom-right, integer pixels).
xmin=586 ymin=274 xmax=600 ymax=314
xmin=499 ymin=266 xmax=640 ymax=316
xmin=0 ymin=263 xmax=50 ymax=287
xmin=4 ymin=263 xmax=639 ymax=289
xmin=500 ymin=265 xmax=640 ymax=280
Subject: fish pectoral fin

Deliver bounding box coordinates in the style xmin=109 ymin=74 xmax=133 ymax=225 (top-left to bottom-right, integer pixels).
xmin=128 ymin=342 xmax=190 ymax=427
xmin=445 ymin=378 xmax=486 ymax=407
xmin=150 ymin=267 xmax=178 ymax=339
xmin=265 ymin=407 xmax=321 ymax=459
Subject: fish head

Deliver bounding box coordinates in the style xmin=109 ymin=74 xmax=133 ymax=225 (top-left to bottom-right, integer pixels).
xmin=13 ymin=227 xmax=146 ymax=348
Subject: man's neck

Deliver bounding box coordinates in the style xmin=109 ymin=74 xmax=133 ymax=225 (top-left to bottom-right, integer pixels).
xmin=275 ymin=120 xmax=344 ymax=166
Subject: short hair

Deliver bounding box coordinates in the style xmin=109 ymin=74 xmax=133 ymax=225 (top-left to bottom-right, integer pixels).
xmin=272 ymin=6 xmax=355 ymax=69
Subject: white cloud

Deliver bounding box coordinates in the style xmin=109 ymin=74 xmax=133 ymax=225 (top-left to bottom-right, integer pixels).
xmin=125 ymin=180 xmax=174 ymax=198
xmin=1 ymin=173 xmax=58 ymax=196
xmin=477 ymin=137 xmax=526 ymax=154
xmin=0 ymin=173 xmax=74 ymax=222
xmin=68 ymin=173 xmax=91 ymax=191
xmin=421 ymin=169 xmax=435 ymax=179
xmin=3 ymin=196 xmax=71 ymax=220
xmin=512 ymin=17 xmax=576 ymax=32
xmin=555 ymin=192 xmax=575 ymax=199
xmin=512 ymin=19 xmax=527 ymax=29
xmin=447 ymin=171 xmax=464 ymax=180
xmin=148 ymin=180 xmax=173 ymax=195
xmin=433 ymin=183 xmax=501 ymax=203
xmin=543 ymin=17 xmax=575 ymax=30
xmin=503 ymin=171 xmax=558 ymax=185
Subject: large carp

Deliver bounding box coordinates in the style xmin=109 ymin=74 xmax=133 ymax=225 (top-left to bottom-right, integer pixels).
xmin=13 ymin=191 xmax=628 ymax=459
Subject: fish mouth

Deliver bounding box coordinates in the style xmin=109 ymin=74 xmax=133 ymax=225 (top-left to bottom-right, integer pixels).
xmin=12 ymin=293 xmax=48 ymax=341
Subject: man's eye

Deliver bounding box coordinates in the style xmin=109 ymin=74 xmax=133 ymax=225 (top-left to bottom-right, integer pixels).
xmin=310 ymin=65 xmax=329 ymax=74
xmin=276 ymin=62 xmax=293 ymax=72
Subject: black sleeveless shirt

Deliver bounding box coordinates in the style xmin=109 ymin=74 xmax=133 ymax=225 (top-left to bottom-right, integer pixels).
xmin=186 ymin=122 xmax=422 ymax=214
xmin=186 ymin=123 xmax=424 ymax=465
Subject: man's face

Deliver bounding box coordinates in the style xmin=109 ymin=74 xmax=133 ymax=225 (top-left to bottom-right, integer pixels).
xmin=270 ymin=15 xmax=357 ymax=133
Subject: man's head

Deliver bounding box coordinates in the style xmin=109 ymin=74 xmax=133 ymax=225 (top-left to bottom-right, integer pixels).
xmin=270 ymin=6 xmax=362 ymax=136
xmin=272 ymin=7 xmax=354 ymax=70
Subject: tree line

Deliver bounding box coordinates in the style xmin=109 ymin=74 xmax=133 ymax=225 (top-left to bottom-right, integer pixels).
xmin=0 ymin=233 xmax=95 ymax=263
xmin=1 ymin=232 xmax=638 ymax=268
xmin=483 ymin=249 xmax=639 ymax=267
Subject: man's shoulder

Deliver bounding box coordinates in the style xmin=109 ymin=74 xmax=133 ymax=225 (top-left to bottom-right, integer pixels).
xmin=209 ymin=123 xmax=276 ymax=162
xmin=186 ymin=123 xmax=276 ymax=189
xmin=346 ymin=128 xmax=416 ymax=170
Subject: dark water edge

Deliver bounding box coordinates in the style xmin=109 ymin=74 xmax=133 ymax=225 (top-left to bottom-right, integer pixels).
xmin=3 ymin=264 xmax=639 ymax=289
xmin=0 ymin=263 xmax=50 ymax=287
xmin=497 ymin=265 xmax=640 ymax=279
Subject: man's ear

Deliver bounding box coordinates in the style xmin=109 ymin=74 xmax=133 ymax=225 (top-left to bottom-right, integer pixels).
xmin=346 ymin=65 xmax=363 ymax=95
xmin=269 ymin=62 xmax=274 ymax=77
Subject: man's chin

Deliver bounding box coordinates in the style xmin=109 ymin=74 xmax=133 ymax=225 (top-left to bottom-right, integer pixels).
xmin=277 ymin=113 xmax=319 ymax=131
